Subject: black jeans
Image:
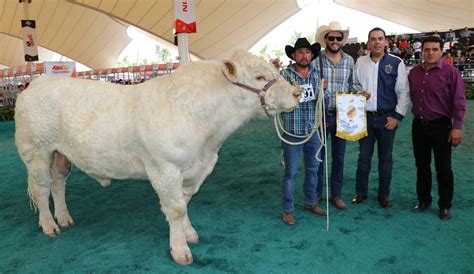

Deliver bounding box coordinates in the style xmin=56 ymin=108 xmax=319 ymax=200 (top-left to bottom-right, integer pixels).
xmin=412 ymin=117 xmax=454 ymax=209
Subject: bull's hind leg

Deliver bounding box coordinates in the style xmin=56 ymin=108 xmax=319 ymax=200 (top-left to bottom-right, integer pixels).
xmin=146 ymin=164 xmax=193 ymax=265
xmin=51 ymin=152 xmax=74 ymax=228
xmin=26 ymin=152 xmax=60 ymax=236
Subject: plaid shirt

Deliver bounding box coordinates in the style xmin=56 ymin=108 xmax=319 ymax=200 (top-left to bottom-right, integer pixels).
xmin=313 ymin=51 xmax=363 ymax=110
xmin=280 ymin=63 xmax=319 ymax=135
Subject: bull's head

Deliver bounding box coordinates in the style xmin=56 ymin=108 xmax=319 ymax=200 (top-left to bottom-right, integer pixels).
xmin=222 ymin=50 xmax=300 ymax=116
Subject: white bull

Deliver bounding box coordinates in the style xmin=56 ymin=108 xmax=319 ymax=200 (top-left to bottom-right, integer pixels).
xmin=15 ymin=50 xmax=300 ymax=265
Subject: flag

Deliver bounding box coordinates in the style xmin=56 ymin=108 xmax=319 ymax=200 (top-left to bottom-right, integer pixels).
xmin=335 ymin=94 xmax=367 ymax=141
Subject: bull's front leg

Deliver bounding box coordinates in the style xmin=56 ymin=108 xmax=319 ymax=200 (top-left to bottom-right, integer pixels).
xmin=181 ymin=153 xmax=218 ymax=244
xmin=146 ymin=164 xmax=193 ymax=265
xmin=182 ymin=194 xmax=199 ymax=244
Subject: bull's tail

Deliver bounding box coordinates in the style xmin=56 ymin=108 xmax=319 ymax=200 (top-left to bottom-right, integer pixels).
xmin=27 ymin=176 xmax=39 ymax=213
xmin=23 ymin=149 xmax=53 ymax=213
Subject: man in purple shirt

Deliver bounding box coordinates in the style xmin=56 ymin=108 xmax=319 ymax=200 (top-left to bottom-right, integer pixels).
xmin=408 ymin=36 xmax=466 ymax=221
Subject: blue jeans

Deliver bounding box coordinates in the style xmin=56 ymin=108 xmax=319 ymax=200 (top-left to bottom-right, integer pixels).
xmin=355 ymin=112 xmax=397 ymax=197
xmin=316 ymin=112 xmax=347 ymax=198
xmin=282 ymin=134 xmax=322 ymax=213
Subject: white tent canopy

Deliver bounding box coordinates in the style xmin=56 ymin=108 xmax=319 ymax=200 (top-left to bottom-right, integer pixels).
xmin=0 ymin=0 xmax=300 ymax=69
xmin=0 ymin=0 xmax=472 ymax=69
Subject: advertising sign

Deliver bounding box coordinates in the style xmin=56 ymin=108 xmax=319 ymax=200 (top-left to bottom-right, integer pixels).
xmin=21 ymin=19 xmax=39 ymax=62
xmin=44 ymin=61 xmax=76 ymax=78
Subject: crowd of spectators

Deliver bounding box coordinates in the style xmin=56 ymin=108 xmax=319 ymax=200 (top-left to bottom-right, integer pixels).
xmin=342 ymin=27 xmax=473 ymax=83
xmin=109 ymin=78 xmax=145 ymax=85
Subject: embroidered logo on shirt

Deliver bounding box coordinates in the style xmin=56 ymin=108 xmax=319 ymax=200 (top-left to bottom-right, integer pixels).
xmin=385 ymin=64 xmax=393 ymax=74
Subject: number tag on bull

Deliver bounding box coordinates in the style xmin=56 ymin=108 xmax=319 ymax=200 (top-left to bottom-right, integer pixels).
xmin=299 ymin=84 xmax=316 ymax=103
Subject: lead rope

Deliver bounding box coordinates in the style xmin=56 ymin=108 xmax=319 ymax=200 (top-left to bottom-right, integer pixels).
xmin=320 ymin=80 xmax=329 ymax=232
xmin=319 ymin=55 xmax=330 ymax=231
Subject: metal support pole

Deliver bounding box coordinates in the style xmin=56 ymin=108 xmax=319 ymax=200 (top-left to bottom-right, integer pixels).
xmin=177 ymin=33 xmax=190 ymax=65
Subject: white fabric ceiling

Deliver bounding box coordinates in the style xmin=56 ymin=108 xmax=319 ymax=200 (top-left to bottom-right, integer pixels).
xmin=0 ymin=0 xmax=300 ymax=69
xmin=335 ymin=0 xmax=473 ymax=32
xmin=1 ymin=0 xmax=472 ymax=69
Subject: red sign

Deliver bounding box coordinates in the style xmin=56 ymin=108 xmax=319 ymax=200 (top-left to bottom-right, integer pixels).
xmin=174 ymin=0 xmax=196 ymax=33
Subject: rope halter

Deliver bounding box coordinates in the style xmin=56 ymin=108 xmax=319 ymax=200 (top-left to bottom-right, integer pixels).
xmin=222 ymin=71 xmax=277 ymax=117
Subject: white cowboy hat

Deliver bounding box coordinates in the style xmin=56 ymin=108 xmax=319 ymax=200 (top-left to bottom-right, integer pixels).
xmin=315 ymin=21 xmax=350 ymax=45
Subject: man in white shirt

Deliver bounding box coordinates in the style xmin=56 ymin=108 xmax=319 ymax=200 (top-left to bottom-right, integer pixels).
xmin=413 ymin=39 xmax=422 ymax=62
xmin=352 ymin=27 xmax=410 ymax=208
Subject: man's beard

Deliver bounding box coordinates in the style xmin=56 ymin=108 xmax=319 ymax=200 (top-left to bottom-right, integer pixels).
xmin=326 ymin=46 xmax=341 ymax=54
xmin=296 ymin=60 xmax=310 ymax=68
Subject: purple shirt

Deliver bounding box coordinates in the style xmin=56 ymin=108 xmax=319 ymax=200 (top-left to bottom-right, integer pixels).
xmin=408 ymin=60 xmax=466 ymax=129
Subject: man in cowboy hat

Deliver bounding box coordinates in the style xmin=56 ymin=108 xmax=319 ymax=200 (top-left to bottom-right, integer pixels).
xmin=273 ymin=37 xmax=326 ymax=225
xmin=313 ymin=22 xmax=365 ymax=210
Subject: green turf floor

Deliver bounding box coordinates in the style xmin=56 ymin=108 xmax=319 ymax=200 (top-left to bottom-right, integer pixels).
xmin=1 ymin=102 xmax=473 ymax=273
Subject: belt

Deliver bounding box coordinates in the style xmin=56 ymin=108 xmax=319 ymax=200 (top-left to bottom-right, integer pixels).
xmin=367 ymin=109 xmax=395 ymax=117
xmin=413 ymin=116 xmax=451 ymax=125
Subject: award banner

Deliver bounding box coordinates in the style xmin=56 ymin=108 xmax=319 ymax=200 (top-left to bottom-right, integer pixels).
xmin=335 ymin=94 xmax=367 ymax=141
xmin=21 ymin=20 xmax=39 ymax=62
xmin=174 ymin=0 xmax=196 ymax=33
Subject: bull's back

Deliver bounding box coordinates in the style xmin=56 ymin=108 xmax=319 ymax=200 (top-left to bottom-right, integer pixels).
xmin=16 ymin=77 xmax=124 ymax=142
xmin=15 ymin=77 xmax=146 ymax=178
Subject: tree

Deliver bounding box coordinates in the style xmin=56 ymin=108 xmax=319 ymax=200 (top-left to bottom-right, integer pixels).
xmin=307 ymin=32 xmax=316 ymax=44
xmin=258 ymin=44 xmax=271 ymax=61
xmin=117 ymin=55 xmax=131 ymax=67
xmin=272 ymin=48 xmax=284 ymax=58
xmin=288 ymin=31 xmax=303 ymax=45
xmin=154 ymin=45 xmax=172 ymax=64
xmin=288 ymin=31 xmax=316 ymax=45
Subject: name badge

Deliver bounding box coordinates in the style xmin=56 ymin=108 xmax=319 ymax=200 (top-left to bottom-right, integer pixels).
xmin=299 ymin=84 xmax=316 ymax=103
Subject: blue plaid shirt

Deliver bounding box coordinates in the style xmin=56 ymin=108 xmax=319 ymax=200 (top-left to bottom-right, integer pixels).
xmin=313 ymin=51 xmax=363 ymax=110
xmin=280 ymin=63 xmax=320 ymax=135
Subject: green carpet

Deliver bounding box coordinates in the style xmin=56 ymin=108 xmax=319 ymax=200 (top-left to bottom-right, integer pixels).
xmin=1 ymin=102 xmax=473 ymax=273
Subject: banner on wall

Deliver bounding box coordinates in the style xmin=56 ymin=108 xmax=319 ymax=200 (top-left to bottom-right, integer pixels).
xmin=174 ymin=0 xmax=196 ymax=33
xmin=44 ymin=62 xmax=76 ymax=77
xmin=21 ymin=20 xmax=39 ymax=62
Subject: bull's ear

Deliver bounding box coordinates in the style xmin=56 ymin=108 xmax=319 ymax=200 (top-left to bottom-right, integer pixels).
xmin=222 ymin=60 xmax=238 ymax=82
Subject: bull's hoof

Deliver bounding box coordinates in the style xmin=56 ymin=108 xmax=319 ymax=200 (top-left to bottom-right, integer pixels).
xmin=39 ymin=215 xmax=61 ymax=237
xmin=170 ymin=247 xmax=193 ymax=265
xmin=55 ymin=212 xmax=75 ymax=228
xmin=57 ymin=218 xmax=74 ymax=228
xmin=39 ymin=223 xmax=61 ymax=237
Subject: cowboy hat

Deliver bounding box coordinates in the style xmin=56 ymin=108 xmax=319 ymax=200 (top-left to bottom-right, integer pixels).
xmin=285 ymin=38 xmax=321 ymax=61
xmin=315 ymin=21 xmax=349 ymax=45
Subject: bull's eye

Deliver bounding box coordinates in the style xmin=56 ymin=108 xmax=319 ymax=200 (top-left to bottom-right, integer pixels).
xmin=256 ymin=75 xmax=266 ymax=81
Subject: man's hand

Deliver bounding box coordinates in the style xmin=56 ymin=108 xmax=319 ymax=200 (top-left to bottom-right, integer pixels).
xmin=322 ymin=79 xmax=328 ymax=89
xmin=360 ymin=91 xmax=371 ymax=99
xmin=448 ymin=128 xmax=462 ymax=147
xmin=271 ymin=58 xmax=282 ymax=69
xmin=385 ymin=116 xmax=398 ymax=130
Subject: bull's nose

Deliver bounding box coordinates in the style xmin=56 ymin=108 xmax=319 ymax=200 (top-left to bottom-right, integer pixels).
xmin=293 ymin=90 xmax=301 ymax=99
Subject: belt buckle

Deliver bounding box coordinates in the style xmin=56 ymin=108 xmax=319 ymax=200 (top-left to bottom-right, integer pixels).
xmin=416 ymin=118 xmax=430 ymax=125
xmin=370 ymin=111 xmax=381 ymax=117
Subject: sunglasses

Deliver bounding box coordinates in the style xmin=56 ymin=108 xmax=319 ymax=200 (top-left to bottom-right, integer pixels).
xmin=326 ymin=36 xmax=343 ymax=42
